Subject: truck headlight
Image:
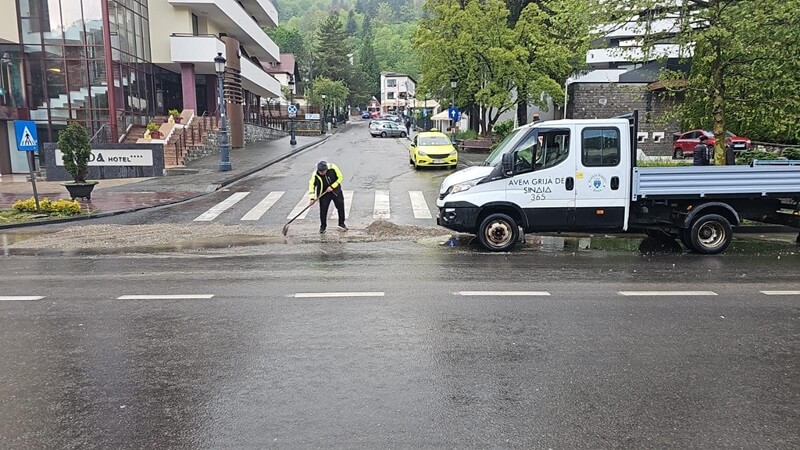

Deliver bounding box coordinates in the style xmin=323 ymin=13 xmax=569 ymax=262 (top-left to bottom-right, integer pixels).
xmin=451 ymin=178 xmax=480 ymax=194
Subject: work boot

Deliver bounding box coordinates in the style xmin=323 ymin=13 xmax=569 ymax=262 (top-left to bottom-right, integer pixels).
xmin=337 ymin=224 xmax=348 ymax=231
xmin=319 ymin=227 xmax=326 ymax=234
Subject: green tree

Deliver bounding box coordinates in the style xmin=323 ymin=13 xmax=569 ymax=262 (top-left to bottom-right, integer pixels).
xmin=614 ymin=0 xmax=800 ymax=163
xmin=359 ymin=35 xmax=381 ymax=97
xmin=346 ymin=10 xmax=358 ymax=36
xmin=58 ymin=122 xmax=92 ymax=184
xmin=266 ymin=25 xmax=308 ymax=61
xmin=314 ymin=14 xmax=353 ymax=83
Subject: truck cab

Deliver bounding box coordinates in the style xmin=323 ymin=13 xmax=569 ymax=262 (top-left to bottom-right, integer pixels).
xmin=437 ymin=118 xmax=634 ymax=251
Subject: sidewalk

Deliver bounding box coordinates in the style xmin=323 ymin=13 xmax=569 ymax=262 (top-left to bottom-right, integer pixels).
xmin=0 ymin=133 xmax=329 ymax=221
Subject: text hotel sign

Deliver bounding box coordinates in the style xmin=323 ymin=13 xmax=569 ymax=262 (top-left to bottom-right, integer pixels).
xmin=55 ymin=149 xmax=154 ymax=167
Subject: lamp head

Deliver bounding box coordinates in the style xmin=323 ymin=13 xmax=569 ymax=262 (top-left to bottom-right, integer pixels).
xmin=214 ymin=52 xmax=226 ymax=75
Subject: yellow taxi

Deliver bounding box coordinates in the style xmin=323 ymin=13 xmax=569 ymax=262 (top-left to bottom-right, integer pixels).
xmin=409 ymin=131 xmax=458 ymax=169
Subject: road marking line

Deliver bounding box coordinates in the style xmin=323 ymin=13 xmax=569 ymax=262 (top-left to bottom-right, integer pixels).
xmin=329 ymin=190 xmax=354 ymax=219
xmin=288 ymin=194 xmax=312 ymax=220
xmin=456 ymin=291 xmax=551 ymax=296
xmin=293 ymin=292 xmax=385 ymax=298
xmin=0 ymin=296 xmax=44 ymax=301
xmin=116 ymin=295 xmax=214 ymax=300
xmin=618 ymin=291 xmax=718 ymax=296
xmin=409 ymin=191 xmax=433 ymax=219
xmin=242 ymin=191 xmax=284 ymax=221
xmin=194 ymin=192 xmax=249 ymax=221
xmin=374 ymin=190 xmax=390 ymax=219
xmin=761 ymin=291 xmax=800 ymax=295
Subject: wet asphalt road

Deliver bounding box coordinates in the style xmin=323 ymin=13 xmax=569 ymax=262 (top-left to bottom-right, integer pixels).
xmin=85 ymin=122 xmax=463 ymax=230
xmin=1 ymin=242 xmax=799 ymax=448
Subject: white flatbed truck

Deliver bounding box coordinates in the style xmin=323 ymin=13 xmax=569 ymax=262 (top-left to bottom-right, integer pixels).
xmin=436 ymin=112 xmax=800 ymax=253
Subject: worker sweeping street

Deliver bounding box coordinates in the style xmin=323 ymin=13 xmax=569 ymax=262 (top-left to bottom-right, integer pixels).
xmin=308 ymin=160 xmax=347 ymax=234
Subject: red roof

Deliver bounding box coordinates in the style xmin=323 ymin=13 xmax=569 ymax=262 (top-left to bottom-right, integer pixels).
xmin=262 ymin=53 xmax=296 ymax=75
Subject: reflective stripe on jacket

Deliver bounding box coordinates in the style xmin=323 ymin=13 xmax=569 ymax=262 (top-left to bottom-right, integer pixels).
xmin=308 ymin=162 xmax=344 ymax=200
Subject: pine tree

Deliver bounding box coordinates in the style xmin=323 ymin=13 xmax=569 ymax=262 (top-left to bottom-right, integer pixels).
xmin=314 ymin=14 xmax=353 ymax=83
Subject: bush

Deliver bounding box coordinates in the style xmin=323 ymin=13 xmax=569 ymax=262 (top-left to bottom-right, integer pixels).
xmin=456 ymin=129 xmax=478 ymax=141
xmin=146 ymin=122 xmax=160 ymax=132
xmin=736 ymin=150 xmax=779 ymax=165
xmin=492 ymin=119 xmax=515 ymax=142
xmin=12 ymin=197 xmax=81 ymax=216
xmin=57 ymin=122 xmax=91 ymax=183
xmin=168 ymin=108 xmax=181 ymax=117
xmin=781 ymin=148 xmax=800 ymax=160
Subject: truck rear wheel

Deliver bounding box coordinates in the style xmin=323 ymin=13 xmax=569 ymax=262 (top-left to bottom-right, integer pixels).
xmin=689 ymin=214 xmax=732 ymax=254
xmin=478 ymin=213 xmax=519 ymax=252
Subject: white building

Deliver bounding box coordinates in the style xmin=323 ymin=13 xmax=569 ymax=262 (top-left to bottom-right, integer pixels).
xmin=380 ymin=72 xmax=416 ymax=115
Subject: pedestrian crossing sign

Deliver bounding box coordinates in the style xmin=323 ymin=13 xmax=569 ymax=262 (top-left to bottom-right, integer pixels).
xmin=14 ymin=120 xmax=38 ymax=152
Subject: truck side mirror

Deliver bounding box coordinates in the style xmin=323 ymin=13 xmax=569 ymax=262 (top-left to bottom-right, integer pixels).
xmin=501 ymin=152 xmax=515 ymax=177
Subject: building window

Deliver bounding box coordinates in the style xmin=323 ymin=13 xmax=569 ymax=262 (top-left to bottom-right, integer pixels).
xmin=387 ymin=92 xmax=394 ymax=99
xmin=192 ymin=14 xmax=199 ymax=36
xmin=386 ymin=79 xmax=396 ymax=87
xmin=582 ymin=128 xmax=621 ymax=167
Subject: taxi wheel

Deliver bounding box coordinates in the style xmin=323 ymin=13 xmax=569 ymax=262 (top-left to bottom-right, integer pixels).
xmin=478 ymin=213 xmax=519 ymax=252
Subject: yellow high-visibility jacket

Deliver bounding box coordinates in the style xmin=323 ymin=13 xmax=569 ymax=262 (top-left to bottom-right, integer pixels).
xmin=308 ymin=162 xmax=343 ymax=200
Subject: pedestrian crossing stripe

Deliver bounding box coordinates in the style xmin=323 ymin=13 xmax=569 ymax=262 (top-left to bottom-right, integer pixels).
xmin=242 ymin=191 xmax=284 ymax=221
xmin=193 ymin=191 xmax=249 ymax=221
xmin=196 ymin=190 xmax=437 ymax=223
xmin=374 ymin=190 xmax=390 ymax=219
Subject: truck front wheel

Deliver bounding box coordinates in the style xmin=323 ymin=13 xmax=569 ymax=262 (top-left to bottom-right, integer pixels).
xmin=689 ymin=214 xmax=732 ymax=254
xmin=477 ymin=213 xmax=520 ymax=252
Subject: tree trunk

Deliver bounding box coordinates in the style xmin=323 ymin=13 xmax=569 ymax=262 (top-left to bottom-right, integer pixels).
xmin=516 ymin=85 xmax=528 ymax=126
xmin=711 ymin=46 xmax=727 ymax=165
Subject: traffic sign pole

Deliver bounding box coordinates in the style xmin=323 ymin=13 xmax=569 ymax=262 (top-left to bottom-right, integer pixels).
xmin=27 ymin=152 xmax=40 ymax=212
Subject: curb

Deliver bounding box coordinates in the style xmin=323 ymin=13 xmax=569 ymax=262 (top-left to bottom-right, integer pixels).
xmin=0 ymin=137 xmax=330 ymax=230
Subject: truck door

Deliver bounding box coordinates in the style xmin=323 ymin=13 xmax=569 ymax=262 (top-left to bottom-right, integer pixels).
xmin=574 ymin=125 xmax=627 ymax=230
xmin=506 ymin=127 xmax=575 ymax=231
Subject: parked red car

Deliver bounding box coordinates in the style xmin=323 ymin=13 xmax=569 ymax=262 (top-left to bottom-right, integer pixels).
xmin=673 ymin=129 xmax=752 ymax=159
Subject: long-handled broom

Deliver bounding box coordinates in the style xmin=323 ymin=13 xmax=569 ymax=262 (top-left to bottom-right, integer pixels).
xmin=281 ymin=191 xmax=331 ymax=236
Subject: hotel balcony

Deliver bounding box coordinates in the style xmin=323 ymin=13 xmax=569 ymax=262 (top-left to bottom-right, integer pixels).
xmin=170 ymin=34 xmax=281 ymax=98
xmin=168 ymin=0 xmax=280 ymax=62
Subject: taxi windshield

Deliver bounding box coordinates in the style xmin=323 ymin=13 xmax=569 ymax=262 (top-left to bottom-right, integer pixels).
xmin=419 ymin=136 xmax=452 ymax=146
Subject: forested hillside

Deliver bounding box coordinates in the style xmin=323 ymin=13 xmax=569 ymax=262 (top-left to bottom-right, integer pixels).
xmin=270 ymin=0 xmax=422 ymax=106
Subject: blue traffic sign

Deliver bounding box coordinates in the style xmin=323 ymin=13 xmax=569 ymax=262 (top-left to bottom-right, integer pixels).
xmin=14 ymin=120 xmax=38 ymax=152
xmin=448 ymin=107 xmax=461 ymax=122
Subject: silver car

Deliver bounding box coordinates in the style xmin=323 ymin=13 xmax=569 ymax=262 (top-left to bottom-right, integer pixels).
xmin=370 ymin=121 xmax=407 ymax=138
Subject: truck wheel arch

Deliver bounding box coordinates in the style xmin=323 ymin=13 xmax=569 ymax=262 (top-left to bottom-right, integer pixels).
xmin=682 ymin=202 xmax=741 ymax=229
xmin=477 ymin=202 xmax=528 ymax=230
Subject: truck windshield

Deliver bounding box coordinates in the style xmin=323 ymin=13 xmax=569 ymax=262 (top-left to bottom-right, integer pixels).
xmin=483 ymin=128 xmax=528 ymax=166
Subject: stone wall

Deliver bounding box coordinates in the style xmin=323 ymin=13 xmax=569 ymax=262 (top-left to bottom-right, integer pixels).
xmin=197 ymin=124 xmax=287 ymax=161
xmin=567 ymin=83 xmax=682 ymax=157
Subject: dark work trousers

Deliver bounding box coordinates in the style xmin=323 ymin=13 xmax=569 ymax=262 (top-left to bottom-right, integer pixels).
xmin=319 ymin=188 xmax=345 ymax=230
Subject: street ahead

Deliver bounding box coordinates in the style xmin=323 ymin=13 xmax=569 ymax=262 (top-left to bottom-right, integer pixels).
xmin=1 ymin=122 xmax=798 ymax=447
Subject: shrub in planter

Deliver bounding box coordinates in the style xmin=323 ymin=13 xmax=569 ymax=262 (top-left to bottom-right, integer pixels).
xmin=147 ymin=122 xmax=162 ymax=139
xmin=169 ymin=108 xmax=182 ymax=123
xmin=58 ymin=122 xmax=92 ymax=184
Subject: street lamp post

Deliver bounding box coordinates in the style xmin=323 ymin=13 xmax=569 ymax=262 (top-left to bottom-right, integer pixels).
xmin=320 ymin=94 xmax=327 ymax=135
xmin=214 ymin=52 xmax=231 ymax=171
xmin=450 ymin=75 xmax=458 ymax=142
xmin=288 ymin=75 xmax=296 ymax=145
